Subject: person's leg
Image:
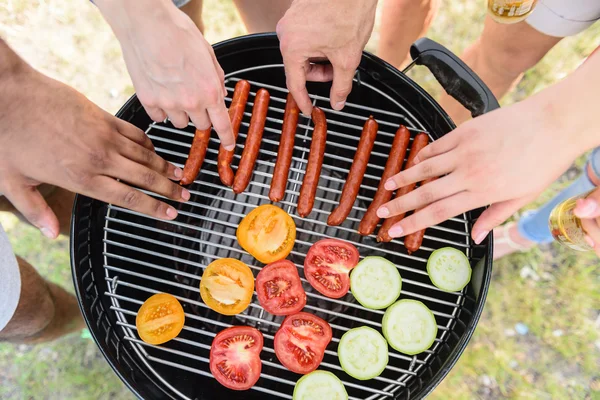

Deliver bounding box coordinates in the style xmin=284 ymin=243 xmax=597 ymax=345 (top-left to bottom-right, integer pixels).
xmin=179 ymin=0 xmax=204 ymax=33
xmin=0 ymin=257 xmax=84 ymax=344
xmin=440 ymin=16 xmax=562 ymax=125
xmin=232 ymin=0 xmax=293 ymax=34
xmin=377 ymin=0 xmax=440 ymax=70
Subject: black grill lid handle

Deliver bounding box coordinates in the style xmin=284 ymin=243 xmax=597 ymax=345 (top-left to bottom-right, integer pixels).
xmin=409 ymin=38 xmax=500 ymax=117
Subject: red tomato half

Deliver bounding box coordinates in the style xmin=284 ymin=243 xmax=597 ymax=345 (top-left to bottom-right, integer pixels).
xmin=303 ymin=239 xmax=359 ymax=298
xmin=274 ymin=312 xmax=332 ymax=374
xmin=256 ymin=260 xmax=307 ymax=316
xmin=209 ymin=326 xmax=264 ymax=391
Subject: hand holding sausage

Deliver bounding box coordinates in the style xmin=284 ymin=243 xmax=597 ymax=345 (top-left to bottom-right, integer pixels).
xmin=0 ymin=41 xmax=188 ymax=239
xmin=96 ymin=0 xmax=234 ymax=150
xmin=276 ymin=0 xmax=378 ymax=116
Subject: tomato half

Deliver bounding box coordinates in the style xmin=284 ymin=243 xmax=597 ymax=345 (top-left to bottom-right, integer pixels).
xmin=237 ymin=204 xmax=296 ymax=264
xmin=303 ymin=239 xmax=359 ymax=298
xmin=136 ymin=293 xmax=185 ymax=345
xmin=210 ymin=326 xmax=264 ymax=390
xmin=200 ymin=258 xmax=255 ymax=315
xmin=256 ymin=260 xmax=307 ymax=316
xmin=274 ymin=312 xmax=332 ymax=374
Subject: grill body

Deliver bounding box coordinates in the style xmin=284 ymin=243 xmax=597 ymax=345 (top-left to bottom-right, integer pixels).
xmin=71 ymin=34 xmax=494 ymax=400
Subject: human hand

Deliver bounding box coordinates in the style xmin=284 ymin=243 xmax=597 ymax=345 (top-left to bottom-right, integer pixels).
xmin=96 ymin=0 xmax=234 ymax=149
xmin=276 ymin=0 xmax=378 ymax=116
xmin=574 ymin=188 xmax=600 ymax=257
xmin=376 ymin=92 xmax=597 ymax=243
xmin=0 ymin=49 xmax=189 ymax=239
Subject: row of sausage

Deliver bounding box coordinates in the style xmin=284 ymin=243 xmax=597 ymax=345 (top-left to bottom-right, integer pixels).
xmin=179 ymin=80 xmax=431 ymax=253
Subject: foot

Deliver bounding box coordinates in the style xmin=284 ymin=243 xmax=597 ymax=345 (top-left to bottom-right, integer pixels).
xmin=493 ymin=222 xmax=536 ymax=260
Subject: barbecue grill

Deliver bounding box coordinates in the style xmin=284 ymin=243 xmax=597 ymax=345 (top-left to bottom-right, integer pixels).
xmin=71 ymin=34 xmax=497 ymax=400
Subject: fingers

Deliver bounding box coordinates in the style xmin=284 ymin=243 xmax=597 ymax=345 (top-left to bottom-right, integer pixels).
xmin=574 ymin=190 xmax=600 ymax=219
xmin=91 ymin=176 xmax=179 ymax=220
xmin=329 ymin=56 xmax=358 ymax=111
xmin=283 ymin=56 xmax=313 ymax=116
xmin=305 ymin=62 xmax=334 ymax=82
xmin=116 ymin=135 xmax=182 ymax=181
xmin=387 ymin=192 xmax=478 ymax=238
xmin=110 ymin=157 xmax=190 ymax=203
xmin=384 ymin=152 xmax=455 ymax=191
xmin=3 ymin=184 xmax=60 ymax=239
xmin=145 ymin=106 xmax=167 ymax=124
xmin=580 ymin=218 xmax=600 ymax=256
xmin=116 ymin=118 xmax=155 ymax=151
xmin=378 ymin=175 xmax=457 ymax=218
xmin=207 ymin=105 xmax=234 ymax=151
xmin=412 ymin=131 xmax=461 ymax=164
xmin=167 ymin=110 xmax=190 ymax=129
xmin=207 ymin=45 xmax=226 ymax=96
xmin=471 ymin=195 xmax=537 ymax=244
xmin=188 ymin=108 xmax=211 ymax=131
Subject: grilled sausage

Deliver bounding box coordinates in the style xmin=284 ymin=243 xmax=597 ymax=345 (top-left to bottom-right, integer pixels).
xmin=358 ymin=125 xmax=411 ymax=236
xmin=377 ymin=132 xmax=429 ymax=242
xmin=218 ymin=79 xmax=250 ymax=186
xmin=404 ymin=176 xmax=437 ymax=254
xmin=232 ymin=88 xmax=270 ymax=194
xmin=297 ymin=107 xmax=327 ymax=217
xmin=327 ymin=116 xmax=378 ymax=226
xmin=269 ymin=93 xmax=299 ymax=202
xmin=180 ymin=127 xmax=212 ymax=185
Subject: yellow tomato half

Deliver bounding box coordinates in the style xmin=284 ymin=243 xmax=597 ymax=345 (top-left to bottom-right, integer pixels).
xmin=236 ymin=204 xmax=296 ymax=264
xmin=136 ymin=293 xmax=185 ymax=345
xmin=200 ymin=258 xmax=254 ymax=315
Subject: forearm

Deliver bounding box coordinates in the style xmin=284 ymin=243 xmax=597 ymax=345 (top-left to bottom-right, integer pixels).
xmin=529 ymin=47 xmax=600 ymax=156
xmin=94 ymin=0 xmax=177 ymax=38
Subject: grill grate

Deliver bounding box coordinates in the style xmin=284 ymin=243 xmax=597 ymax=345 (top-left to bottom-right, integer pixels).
xmin=101 ymin=65 xmax=473 ymax=400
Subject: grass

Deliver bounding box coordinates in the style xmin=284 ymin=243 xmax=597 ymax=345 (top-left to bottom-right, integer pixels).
xmin=0 ymin=0 xmax=599 ymax=399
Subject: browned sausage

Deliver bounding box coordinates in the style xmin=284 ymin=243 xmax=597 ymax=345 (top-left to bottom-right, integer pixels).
xmin=297 ymin=107 xmax=327 ymax=217
xmin=404 ymin=176 xmax=437 ymax=254
xmin=218 ymin=79 xmax=250 ymax=186
xmin=269 ymin=93 xmax=299 ymax=202
xmin=180 ymin=127 xmax=212 ymax=185
xmin=327 ymin=116 xmax=378 ymax=226
xmin=377 ymin=132 xmax=430 ymax=242
xmin=232 ymin=88 xmax=270 ymax=194
xmin=358 ymin=125 xmax=411 ymax=236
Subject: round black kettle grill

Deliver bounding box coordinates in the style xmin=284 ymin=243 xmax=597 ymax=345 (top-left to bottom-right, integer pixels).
xmin=71 ymin=34 xmax=496 ymax=400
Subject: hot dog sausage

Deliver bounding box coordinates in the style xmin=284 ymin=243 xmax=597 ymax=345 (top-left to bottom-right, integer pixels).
xmin=180 ymin=127 xmax=212 ymax=186
xmin=269 ymin=93 xmax=299 ymax=202
xmin=232 ymin=88 xmax=270 ymax=194
xmin=358 ymin=125 xmax=411 ymax=236
xmin=377 ymin=132 xmax=429 ymax=242
xmin=403 ymin=176 xmax=437 ymax=254
xmin=297 ymin=107 xmax=327 ymax=217
xmin=218 ymin=79 xmax=250 ymax=186
xmin=327 ymin=116 xmax=378 ymax=226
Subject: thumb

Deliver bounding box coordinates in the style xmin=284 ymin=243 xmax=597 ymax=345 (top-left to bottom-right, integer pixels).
xmin=472 ymin=195 xmax=537 ymax=244
xmin=574 ymin=187 xmax=600 ymax=219
xmin=329 ymin=55 xmax=359 ymax=111
xmin=4 ymin=185 xmax=60 ymax=239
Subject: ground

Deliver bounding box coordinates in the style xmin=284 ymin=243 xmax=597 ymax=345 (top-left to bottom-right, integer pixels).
xmin=0 ymin=0 xmax=598 ymax=399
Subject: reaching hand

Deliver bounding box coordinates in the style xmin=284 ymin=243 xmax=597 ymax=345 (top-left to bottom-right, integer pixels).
xmin=96 ymin=0 xmax=234 ymax=149
xmin=276 ymin=0 xmax=378 ymax=116
xmin=0 ymin=48 xmax=188 ymax=239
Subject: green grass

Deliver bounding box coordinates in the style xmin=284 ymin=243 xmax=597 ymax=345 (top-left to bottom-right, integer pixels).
xmin=1 ymin=0 xmax=599 ymax=399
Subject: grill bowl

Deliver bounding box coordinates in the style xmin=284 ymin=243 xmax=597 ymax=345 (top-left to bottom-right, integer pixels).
xmin=71 ymin=33 xmax=493 ymax=400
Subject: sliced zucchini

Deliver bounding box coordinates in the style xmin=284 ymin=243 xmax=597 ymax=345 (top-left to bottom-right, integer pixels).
xmin=427 ymin=247 xmax=471 ymax=292
xmin=338 ymin=326 xmax=388 ymax=380
xmin=350 ymin=256 xmax=401 ymax=309
xmin=293 ymin=370 xmax=348 ymax=400
xmin=382 ymin=299 xmax=437 ymax=355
